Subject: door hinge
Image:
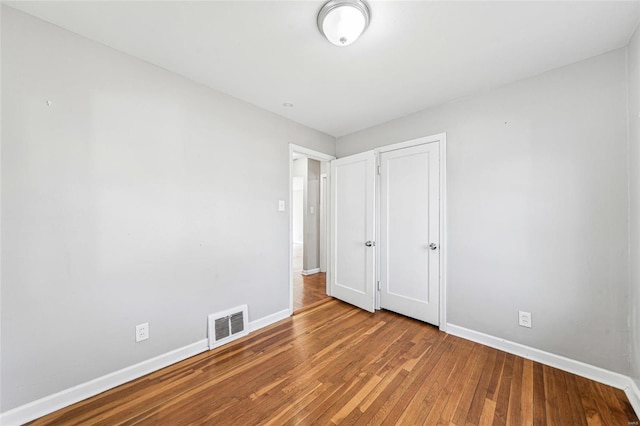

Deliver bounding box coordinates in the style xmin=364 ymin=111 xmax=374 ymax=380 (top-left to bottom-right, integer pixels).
xmin=377 ymin=165 xmax=381 ymax=175
xmin=377 ymin=281 xmax=381 ymax=291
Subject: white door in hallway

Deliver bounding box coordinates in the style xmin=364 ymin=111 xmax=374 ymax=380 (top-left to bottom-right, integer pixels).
xmin=330 ymin=151 xmax=376 ymax=312
xmin=379 ymin=142 xmax=440 ymax=325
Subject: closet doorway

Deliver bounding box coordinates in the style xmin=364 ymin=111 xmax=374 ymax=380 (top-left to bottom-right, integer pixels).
xmin=329 ymin=134 xmax=447 ymax=328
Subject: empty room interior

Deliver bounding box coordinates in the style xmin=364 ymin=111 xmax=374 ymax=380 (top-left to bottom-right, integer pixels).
xmin=2 ymin=1 xmax=640 ymax=424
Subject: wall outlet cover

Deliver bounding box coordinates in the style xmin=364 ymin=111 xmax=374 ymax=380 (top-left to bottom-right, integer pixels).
xmin=518 ymin=311 xmax=532 ymax=328
xmin=136 ymin=323 xmax=149 ymax=342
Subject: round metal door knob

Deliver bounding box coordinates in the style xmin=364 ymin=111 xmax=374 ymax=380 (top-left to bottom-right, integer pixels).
xmin=365 ymin=241 xmax=374 ymax=247
xmin=429 ymin=243 xmax=438 ymax=250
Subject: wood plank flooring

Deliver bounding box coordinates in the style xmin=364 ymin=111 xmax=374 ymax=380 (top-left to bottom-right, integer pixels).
xmin=29 ymin=300 xmax=638 ymax=425
xmin=294 ymin=271 xmax=329 ymax=312
xmin=293 ymin=242 xmax=330 ymax=311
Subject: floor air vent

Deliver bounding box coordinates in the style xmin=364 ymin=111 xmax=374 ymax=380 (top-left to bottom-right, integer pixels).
xmin=208 ymin=305 xmax=249 ymax=350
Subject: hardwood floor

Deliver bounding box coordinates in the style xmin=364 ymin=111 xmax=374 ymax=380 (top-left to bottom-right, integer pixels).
xmin=294 ymin=271 xmax=329 ymax=312
xmin=29 ymin=300 xmax=638 ymax=425
xmin=293 ymin=242 xmax=330 ymax=311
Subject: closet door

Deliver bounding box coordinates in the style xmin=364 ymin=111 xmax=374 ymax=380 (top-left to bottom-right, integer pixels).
xmin=330 ymin=151 xmax=376 ymax=312
xmin=379 ymin=142 xmax=440 ymax=325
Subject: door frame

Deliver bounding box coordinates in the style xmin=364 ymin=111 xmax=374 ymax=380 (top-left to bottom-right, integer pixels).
xmin=289 ymin=144 xmax=335 ymax=315
xmin=374 ymin=133 xmax=447 ymax=331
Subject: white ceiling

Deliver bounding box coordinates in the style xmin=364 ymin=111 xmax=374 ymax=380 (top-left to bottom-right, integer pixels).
xmin=6 ymin=1 xmax=640 ymax=137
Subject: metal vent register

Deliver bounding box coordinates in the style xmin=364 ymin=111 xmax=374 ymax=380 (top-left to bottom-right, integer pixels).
xmin=208 ymin=305 xmax=249 ymax=350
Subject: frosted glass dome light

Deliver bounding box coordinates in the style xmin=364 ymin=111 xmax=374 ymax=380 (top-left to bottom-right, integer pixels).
xmin=318 ymin=0 xmax=370 ymax=47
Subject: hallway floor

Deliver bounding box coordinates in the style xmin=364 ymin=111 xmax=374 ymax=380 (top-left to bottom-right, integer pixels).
xmin=293 ymin=243 xmax=330 ymax=311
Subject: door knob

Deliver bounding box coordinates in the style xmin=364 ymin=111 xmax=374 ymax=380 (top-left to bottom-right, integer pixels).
xmin=429 ymin=243 xmax=438 ymax=250
xmin=365 ymin=241 xmax=374 ymax=247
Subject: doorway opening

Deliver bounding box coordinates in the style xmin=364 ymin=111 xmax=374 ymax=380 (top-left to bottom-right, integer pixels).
xmin=289 ymin=145 xmax=335 ymax=313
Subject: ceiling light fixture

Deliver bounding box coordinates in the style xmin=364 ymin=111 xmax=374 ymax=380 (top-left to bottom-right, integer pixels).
xmin=317 ymin=0 xmax=370 ymax=47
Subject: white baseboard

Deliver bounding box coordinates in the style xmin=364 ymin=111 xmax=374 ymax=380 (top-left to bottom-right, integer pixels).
xmin=0 ymin=308 xmax=294 ymax=426
xmin=301 ymin=268 xmax=320 ymax=276
xmin=627 ymin=378 xmax=640 ymax=417
xmin=447 ymin=323 xmax=639 ymax=408
xmin=249 ymin=308 xmax=291 ymax=332
xmin=0 ymin=339 xmax=209 ymax=426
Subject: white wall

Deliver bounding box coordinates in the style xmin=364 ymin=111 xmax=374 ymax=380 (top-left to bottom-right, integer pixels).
xmin=304 ymin=159 xmax=320 ymax=272
xmin=291 ymin=157 xmax=321 ymax=272
xmin=292 ymin=176 xmax=304 ymax=245
xmin=338 ymin=49 xmax=630 ymax=374
xmin=292 ymin=158 xmax=307 ymax=246
xmin=1 ymin=6 xmax=335 ymax=412
xmin=628 ymin=23 xmax=640 ymax=388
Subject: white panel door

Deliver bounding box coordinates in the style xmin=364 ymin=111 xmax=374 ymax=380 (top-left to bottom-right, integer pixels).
xmin=379 ymin=142 xmax=440 ymax=325
xmin=330 ymin=151 xmax=376 ymax=312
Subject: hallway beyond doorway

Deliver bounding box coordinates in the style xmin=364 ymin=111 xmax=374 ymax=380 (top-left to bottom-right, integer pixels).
xmin=293 ymin=242 xmax=329 ymax=311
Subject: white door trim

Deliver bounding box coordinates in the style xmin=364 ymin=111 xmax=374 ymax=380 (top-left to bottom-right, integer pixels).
xmin=289 ymin=144 xmax=336 ymax=315
xmin=374 ymin=133 xmax=447 ymax=331
xmin=290 ymin=144 xmax=336 ymax=162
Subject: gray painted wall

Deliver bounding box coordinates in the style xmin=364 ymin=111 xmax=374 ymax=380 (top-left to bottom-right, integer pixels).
xmin=338 ymin=49 xmax=630 ymax=374
xmin=629 ymin=23 xmax=640 ymax=389
xmin=1 ymin=7 xmax=335 ymax=411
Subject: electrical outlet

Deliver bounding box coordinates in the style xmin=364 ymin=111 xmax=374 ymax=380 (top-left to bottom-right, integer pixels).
xmin=136 ymin=323 xmax=149 ymax=342
xmin=518 ymin=311 xmax=532 ymax=328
